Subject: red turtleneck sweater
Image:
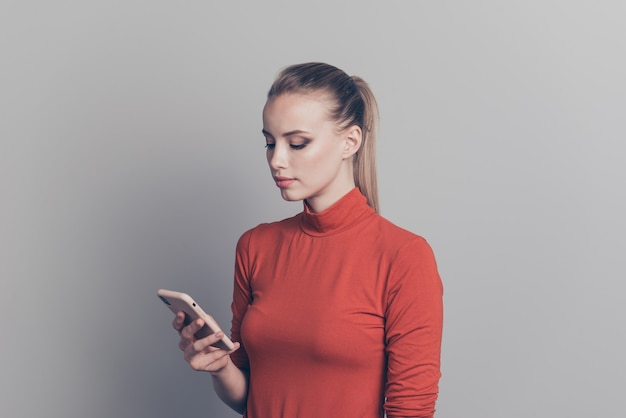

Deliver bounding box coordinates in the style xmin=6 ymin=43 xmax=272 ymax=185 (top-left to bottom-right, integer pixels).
xmin=230 ymin=188 xmax=443 ymax=418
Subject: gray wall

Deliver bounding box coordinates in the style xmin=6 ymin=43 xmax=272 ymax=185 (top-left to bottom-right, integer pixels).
xmin=2 ymin=1 xmax=624 ymax=417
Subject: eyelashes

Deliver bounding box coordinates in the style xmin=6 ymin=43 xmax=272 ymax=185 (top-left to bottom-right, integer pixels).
xmin=264 ymin=143 xmax=308 ymax=150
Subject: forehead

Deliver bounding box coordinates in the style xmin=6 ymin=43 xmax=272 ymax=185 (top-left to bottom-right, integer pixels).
xmin=262 ymin=92 xmax=335 ymax=127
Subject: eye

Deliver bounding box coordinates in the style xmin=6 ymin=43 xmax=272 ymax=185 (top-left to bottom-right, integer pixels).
xmin=265 ymin=143 xmax=275 ymax=150
xmin=290 ymin=143 xmax=307 ymax=150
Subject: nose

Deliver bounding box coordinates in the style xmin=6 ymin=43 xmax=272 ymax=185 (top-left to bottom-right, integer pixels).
xmin=268 ymin=142 xmax=288 ymax=171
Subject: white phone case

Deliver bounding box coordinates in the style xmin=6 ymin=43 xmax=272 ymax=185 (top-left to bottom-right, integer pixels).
xmin=157 ymin=288 xmax=235 ymax=351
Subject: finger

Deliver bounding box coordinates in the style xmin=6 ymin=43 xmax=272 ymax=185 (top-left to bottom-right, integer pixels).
xmin=178 ymin=338 xmax=189 ymax=351
xmin=188 ymin=350 xmax=224 ymax=370
xmin=179 ymin=331 xmax=205 ymax=353
xmin=185 ymin=341 xmax=240 ymax=372
xmin=193 ymin=330 xmax=225 ymax=352
xmin=187 ymin=345 xmax=231 ymax=371
xmin=172 ymin=311 xmax=186 ymax=332
xmin=180 ymin=318 xmax=205 ymax=340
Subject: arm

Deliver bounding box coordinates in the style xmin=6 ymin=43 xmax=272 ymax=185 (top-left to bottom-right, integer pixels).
xmin=216 ymin=227 xmax=257 ymax=412
xmin=174 ymin=313 xmax=249 ymax=414
xmin=384 ymin=237 xmax=444 ymax=418
xmin=211 ymin=358 xmax=249 ymax=414
xmin=171 ymin=230 xmax=256 ymax=414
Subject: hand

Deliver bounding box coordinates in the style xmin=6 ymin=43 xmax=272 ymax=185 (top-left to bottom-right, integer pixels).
xmin=172 ymin=311 xmax=240 ymax=374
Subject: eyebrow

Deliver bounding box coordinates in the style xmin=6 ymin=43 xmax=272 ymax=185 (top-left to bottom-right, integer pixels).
xmin=261 ymin=129 xmax=311 ymax=139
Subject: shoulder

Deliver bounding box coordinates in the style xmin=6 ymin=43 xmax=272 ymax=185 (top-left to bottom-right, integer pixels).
xmin=372 ymin=218 xmax=443 ymax=304
xmin=370 ymin=214 xmax=434 ymax=254
xmin=236 ymin=212 xmax=302 ymax=251
xmin=367 ymin=216 xmax=440 ymax=285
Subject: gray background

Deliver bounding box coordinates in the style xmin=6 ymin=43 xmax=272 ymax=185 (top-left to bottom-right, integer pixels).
xmin=2 ymin=1 xmax=625 ymax=417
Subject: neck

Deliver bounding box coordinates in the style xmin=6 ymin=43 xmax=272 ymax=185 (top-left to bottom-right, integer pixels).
xmin=305 ymin=187 xmax=354 ymax=213
xmin=305 ymin=161 xmax=356 ymax=213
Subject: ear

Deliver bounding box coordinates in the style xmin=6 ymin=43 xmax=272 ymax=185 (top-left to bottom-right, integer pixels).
xmin=342 ymin=125 xmax=362 ymax=159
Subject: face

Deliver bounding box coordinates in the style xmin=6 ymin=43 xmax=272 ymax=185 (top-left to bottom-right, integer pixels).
xmin=262 ymin=92 xmax=361 ymax=213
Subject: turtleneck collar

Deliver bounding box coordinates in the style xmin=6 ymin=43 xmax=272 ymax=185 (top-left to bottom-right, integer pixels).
xmin=299 ymin=188 xmax=376 ymax=237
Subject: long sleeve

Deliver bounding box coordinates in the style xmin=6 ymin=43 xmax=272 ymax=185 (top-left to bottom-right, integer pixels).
xmin=230 ymin=228 xmax=254 ymax=370
xmin=384 ymin=236 xmax=444 ymax=418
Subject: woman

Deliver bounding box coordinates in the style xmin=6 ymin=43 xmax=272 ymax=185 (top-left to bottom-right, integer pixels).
xmin=173 ymin=62 xmax=443 ymax=418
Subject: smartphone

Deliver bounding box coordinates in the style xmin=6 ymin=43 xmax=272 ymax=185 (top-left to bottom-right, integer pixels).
xmin=157 ymin=288 xmax=235 ymax=351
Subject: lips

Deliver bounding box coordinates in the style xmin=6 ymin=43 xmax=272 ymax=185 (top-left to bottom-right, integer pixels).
xmin=274 ymin=176 xmax=295 ymax=188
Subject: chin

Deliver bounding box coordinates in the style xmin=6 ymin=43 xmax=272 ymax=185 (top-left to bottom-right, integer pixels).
xmin=280 ymin=189 xmax=306 ymax=203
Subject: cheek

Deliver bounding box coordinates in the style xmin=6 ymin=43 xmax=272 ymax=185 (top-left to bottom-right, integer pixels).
xmin=299 ymin=149 xmax=326 ymax=171
xmin=310 ymin=144 xmax=342 ymax=169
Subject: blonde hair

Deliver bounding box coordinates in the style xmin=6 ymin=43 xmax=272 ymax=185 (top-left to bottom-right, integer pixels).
xmin=267 ymin=62 xmax=380 ymax=213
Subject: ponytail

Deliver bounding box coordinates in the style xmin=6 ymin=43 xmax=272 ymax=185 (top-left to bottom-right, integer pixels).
xmin=351 ymin=77 xmax=379 ymax=213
